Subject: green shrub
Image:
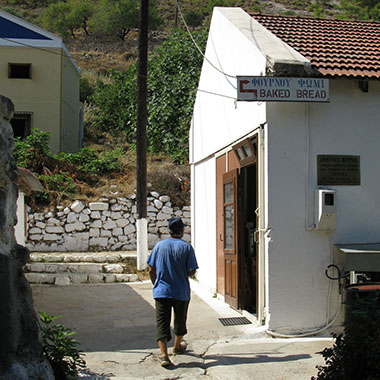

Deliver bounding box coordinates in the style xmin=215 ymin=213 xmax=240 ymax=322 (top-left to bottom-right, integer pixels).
xmin=313 ymin=290 xmax=380 ymax=379
xmin=80 ymin=76 xmax=95 ymax=103
xmin=39 ymin=312 xmax=86 ymax=380
xmin=184 ymin=10 xmax=203 ymax=27
xmin=14 ymin=128 xmax=51 ymax=167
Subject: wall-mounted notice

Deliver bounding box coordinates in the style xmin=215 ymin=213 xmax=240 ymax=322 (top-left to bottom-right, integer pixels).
xmin=237 ymin=76 xmax=329 ymax=102
xmin=318 ymin=155 xmax=360 ymax=186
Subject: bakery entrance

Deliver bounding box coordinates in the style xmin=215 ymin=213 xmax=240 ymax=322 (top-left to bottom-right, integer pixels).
xmin=216 ymin=137 xmax=258 ymax=315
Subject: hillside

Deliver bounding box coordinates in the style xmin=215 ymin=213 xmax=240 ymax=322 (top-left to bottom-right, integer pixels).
xmin=3 ymin=0 xmax=367 ymax=210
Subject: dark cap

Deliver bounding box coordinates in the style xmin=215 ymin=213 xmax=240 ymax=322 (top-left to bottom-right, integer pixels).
xmin=168 ymin=217 xmax=186 ymax=231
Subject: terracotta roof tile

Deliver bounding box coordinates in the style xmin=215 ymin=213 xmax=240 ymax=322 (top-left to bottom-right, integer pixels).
xmin=252 ymin=14 xmax=380 ymax=79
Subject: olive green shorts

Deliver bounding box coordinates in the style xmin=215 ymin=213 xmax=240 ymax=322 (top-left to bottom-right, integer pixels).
xmin=155 ymin=298 xmax=190 ymax=342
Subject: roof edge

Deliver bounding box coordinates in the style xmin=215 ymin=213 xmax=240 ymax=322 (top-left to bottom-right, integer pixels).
xmin=214 ymin=7 xmax=313 ymax=77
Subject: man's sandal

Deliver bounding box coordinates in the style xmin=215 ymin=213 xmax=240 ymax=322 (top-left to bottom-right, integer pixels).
xmin=173 ymin=341 xmax=187 ymax=355
xmin=160 ymin=356 xmax=171 ymax=367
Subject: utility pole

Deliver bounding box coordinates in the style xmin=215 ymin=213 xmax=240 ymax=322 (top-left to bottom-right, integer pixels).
xmin=136 ymin=0 xmax=149 ymax=270
xmin=175 ymin=0 xmax=179 ymax=27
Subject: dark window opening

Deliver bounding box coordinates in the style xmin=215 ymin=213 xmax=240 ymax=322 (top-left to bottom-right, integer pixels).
xmin=11 ymin=114 xmax=32 ymax=140
xmin=8 ymin=63 xmax=31 ymax=79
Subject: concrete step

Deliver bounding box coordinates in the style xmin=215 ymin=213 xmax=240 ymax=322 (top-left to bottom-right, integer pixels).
xmin=24 ymin=251 xmax=144 ymax=285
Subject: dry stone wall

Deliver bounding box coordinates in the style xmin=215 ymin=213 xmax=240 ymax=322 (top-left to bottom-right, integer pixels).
xmin=26 ymin=193 xmax=191 ymax=252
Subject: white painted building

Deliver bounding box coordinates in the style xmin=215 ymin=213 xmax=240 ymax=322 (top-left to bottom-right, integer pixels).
xmin=191 ymin=8 xmax=380 ymax=334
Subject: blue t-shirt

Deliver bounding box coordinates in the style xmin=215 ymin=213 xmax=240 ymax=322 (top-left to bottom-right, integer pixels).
xmin=147 ymin=238 xmax=198 ymax=301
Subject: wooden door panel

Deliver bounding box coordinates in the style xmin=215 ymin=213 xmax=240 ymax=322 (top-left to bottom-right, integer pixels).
xmin=223 ymin=169 xmax=239 ymax=309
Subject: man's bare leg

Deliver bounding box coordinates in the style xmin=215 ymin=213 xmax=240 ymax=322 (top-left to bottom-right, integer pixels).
xmin=158 ymin=338 xmax=170 ymax=360
xmin=173 ymin=335 xmax=183 ymax=351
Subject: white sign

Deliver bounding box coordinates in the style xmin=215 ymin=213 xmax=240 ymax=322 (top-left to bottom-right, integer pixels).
xmin=237 ymin=76 xmax=329 ymax=102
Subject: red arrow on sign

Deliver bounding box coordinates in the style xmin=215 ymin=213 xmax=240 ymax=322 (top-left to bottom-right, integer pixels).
xmin=239 ymin=80 xmax=257 ymax=99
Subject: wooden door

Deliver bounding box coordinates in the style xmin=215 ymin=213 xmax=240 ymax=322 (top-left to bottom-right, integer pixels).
xmin=223 ymin=169 xmax=239 ymax=309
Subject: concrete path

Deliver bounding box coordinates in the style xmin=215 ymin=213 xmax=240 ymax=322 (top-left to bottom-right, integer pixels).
xmin=31 ymin=280 xmax=332 ymax=379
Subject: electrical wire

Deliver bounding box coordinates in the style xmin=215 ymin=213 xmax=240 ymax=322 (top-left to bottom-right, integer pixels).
xmin=175 ymin=0 xmax=237 ymax=79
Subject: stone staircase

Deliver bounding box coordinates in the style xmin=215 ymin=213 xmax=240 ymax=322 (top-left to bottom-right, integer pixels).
xmin=24 ymin=251 xmax=146 ymax=285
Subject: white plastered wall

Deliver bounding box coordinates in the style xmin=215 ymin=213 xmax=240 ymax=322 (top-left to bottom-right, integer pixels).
xmin=266 ymin=78 xmax=380 ymax=332
xmin=191 ymin=8 xmax=268 ymax=292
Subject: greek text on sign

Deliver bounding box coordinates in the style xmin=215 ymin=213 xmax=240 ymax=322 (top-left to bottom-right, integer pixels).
xmin=237 ymin=76 xmax=329 ymax=102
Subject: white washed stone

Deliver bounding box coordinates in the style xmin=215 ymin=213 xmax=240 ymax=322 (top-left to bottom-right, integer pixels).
xmin=183 ymin=218 xmax=191 ymax=225
xmin=147 ymin=212 xmax=157 ymax=218
xmin=29 ymin=234 xmax=43 ymax=241
xmin=91 ymin=211 xmax=101 ymax=219
xmin=157 ymin=212 xmax=171 ymax=220
xmin=74 ymin=232 xmax=90 ymax=241
xmin=101 ymin=230 xmax=112 ymax=237
xmin=55 ymin=276 xmax=71 ymax=286
xmin=73 ymin=222 xmax=86 ymax=231
xmin=71 ymin=200 xmax=85 ymax=213
xmin=148 ymin=226 xmax=158 ymax=233
xmin=112 ymin=227 xmax=123 ymax=236
xmin=104 ymin=274 xmax=116 ymax=283
xmin=165 ymin=201 xmax=172 ymax=207
xmin=34 ymin=213 xmax=44 ymax=221
xmin=89 ymin=202 xmax=108 ymax=211
xmin=90 ymin=220 xmax=102 ymax=228
xmin=103 ymin=210 xmax=111 ymax=217
xmin=109 ymin=198 xmax=117 ymax=204
xmin=110 ymin=203 xmax=123 ymax=211
xmin=79 ymin=213 xmax=90 ymax=222
xmin=183 ymin=233 xmax=191 ymax=242
xmin=64 ymin=236 xmax=89 ymax=251
xmin=43 ymin=234 xmax=58 ymax=241
xmin=147 ymin=206 xmax=158 ymax=213
xmin=45 ymin=212 xmax=54 ymax=219
xmin=174 ymin=210 xmax=182 ymax=216
xmin=63 ymin=207 xmax=71 ymax=214
xmin=101 ymin=215 xmax=107 ymax=221
xmin=89 ymin=228 xmax=100 ymax=237
xmin=47 ymin=217 xmax=60 ymax=226
xmin=154 ymin=199 xmax=163 ymax=209
xmin=70 ymin=274 xmax=88 ymax=284
xmin=116 ymin=219 xmax=129 ymax=228
xmin=65 ymin=224 xmax=76 ymax=233
xmin=57 ymin=212 xmax=64 ymax=217
xmin=45 ymin=226 xmax=64 ymax=234
xmin=29 ymin=227 xmax=42 ymax=234
xmin=67 ymin=212 xmax=77 ymax=223
xmin=108 ymin=237 xmax=116 ymax=245
xmin=104 ymin=220 xmax=117 ymax=230
xmin=25 ymin=273 xmax=55 ymax=284
xmin=159 ymin=195 xmax=170 ymax=203
xmin=184 ymin=226 xmax=191 ymax=233
xmin=118 ymin=235 xmax=128 ymax=243
xmin=124 ymin=224 xmax=136 ymax=235
xmin=110 ymin=211 xmax=122 ymax=220
xmin=104 ymin=264 xmax=123 ymax=273
xmin=88 ymin=274 xmax=104 ymax=283
xmin=161 ymin=206 xmax=173 ymax=215
xmin=156 ymin=220 xmax=167 ymax=227
xmin=159 ymin=227 xmax=169 ymax=234
xmin=129 ymin=216 xmax=135 ymax=223
xmin=150 ymin=191 xmax=160 ymax=198
xmin=35 ymin=222 xmax=46 ymax=229
xmin=182 ymin=206 xmax=191 ymax=211
xmin=131 ymin=206 xmax=137 ymax=213
xmin=183 ymin=211 xmax=191 ymax=218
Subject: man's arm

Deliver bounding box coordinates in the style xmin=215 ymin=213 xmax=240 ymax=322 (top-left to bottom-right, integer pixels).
xmin=148 ymin=265 xmax=156 ymax=285
xmin=187 ymin=269 xmax=196 ymax=277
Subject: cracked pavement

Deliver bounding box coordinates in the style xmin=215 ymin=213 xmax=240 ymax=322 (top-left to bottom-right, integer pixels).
xmin=32 ymin=281 xmax=332 ymax=379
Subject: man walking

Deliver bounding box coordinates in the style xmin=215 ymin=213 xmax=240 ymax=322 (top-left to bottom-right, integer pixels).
xmin=147 ymin=217 xmax=198 ymax=367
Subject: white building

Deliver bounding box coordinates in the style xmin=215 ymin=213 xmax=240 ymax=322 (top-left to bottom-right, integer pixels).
xmin=191 ymin=8 xmax=380 ymax=334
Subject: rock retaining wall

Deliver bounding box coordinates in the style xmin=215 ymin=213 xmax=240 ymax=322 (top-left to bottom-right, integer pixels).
xmin=26 ymin=193 xmax=191 ymax=252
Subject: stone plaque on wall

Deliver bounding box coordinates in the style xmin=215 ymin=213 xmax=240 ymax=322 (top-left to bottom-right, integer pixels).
xmin=317 ymin=155 xmax=360 ymax=186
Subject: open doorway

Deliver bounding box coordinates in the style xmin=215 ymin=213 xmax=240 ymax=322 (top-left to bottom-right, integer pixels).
xmin=216 ymin=136 xmax=259 ymax=316
xmin=239 ymin=163 xmax=257 ymax=314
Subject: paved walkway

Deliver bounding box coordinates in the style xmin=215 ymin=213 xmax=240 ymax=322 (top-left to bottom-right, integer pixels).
xmin=31 ymin=280 xmax=332 ymax=379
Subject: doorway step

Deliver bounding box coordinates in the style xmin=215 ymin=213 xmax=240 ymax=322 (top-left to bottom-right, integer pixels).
xmin=23 ymin=251 xmax=147 ymax=285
